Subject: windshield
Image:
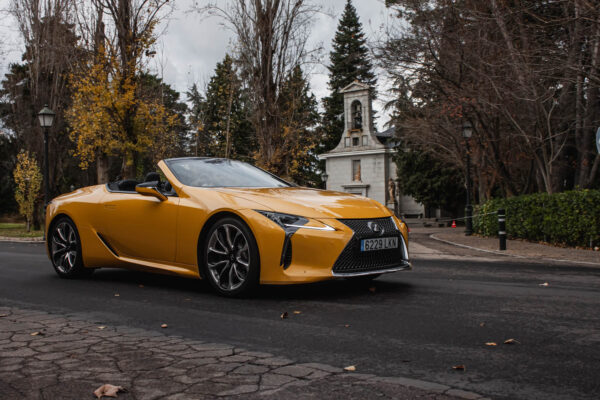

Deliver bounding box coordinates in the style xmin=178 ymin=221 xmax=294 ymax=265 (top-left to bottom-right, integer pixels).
xmin=165 ymin=158 xmax=290 ymax=188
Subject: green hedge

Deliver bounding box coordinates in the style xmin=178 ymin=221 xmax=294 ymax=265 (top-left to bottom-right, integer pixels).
xmin=473 ymin=190 xmax=600 ymax=247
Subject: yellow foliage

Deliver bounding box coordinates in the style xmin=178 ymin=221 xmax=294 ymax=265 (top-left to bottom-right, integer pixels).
xmin=13 ymin=151 xmax=42 ymax=232
xmin=67 ymin=42 xmax=178 ymax=172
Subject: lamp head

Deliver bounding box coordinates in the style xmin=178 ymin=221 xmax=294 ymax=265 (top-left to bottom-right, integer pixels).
xmin=462 ymin=121 xmax=473 ymax=139
xmin=38 ymin=105 xmax=55 ymax=128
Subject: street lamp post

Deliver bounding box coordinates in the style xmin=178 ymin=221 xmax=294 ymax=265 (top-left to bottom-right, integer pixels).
xmin=322 ymin=172 xmax=328 ymax=190
xmin=38 ymin=105 xmax=55 ymax=207
xmin=463 ymin=121 xmax=473 ymax=236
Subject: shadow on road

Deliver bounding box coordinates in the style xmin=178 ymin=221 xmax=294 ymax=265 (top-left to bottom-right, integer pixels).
xmin=84 ymin=268 xmax=415 ymax=301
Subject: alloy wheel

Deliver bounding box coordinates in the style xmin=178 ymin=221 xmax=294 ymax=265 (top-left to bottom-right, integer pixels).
xmin=51 ymin=221 xmax=79 ymax=274
xmin=206 ymin=223 xmax=251 ymax=291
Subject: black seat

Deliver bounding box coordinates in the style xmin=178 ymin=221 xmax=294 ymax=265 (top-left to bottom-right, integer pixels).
xmin=117 ymin=179 xmax=138 ymax=191
xmin=144 ymin=172 xmax=160 ymax=183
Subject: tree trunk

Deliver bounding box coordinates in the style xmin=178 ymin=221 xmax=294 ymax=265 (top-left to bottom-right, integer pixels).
xmin=96 ymin=154 xmax=110 ymax=183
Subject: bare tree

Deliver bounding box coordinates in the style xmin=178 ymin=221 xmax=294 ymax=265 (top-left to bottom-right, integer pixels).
xmin=378 ymin=0 xmax=600 ymax=197
xmin=196 ymin=0 xmax=320 ymax=174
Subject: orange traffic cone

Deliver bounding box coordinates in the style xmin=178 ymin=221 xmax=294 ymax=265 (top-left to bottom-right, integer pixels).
xmin=451 ymin=220 xmax=457 ymax=228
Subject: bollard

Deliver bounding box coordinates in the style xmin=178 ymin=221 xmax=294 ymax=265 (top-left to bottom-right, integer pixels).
xmin=498 ymin=209 xmax=506 ymax=250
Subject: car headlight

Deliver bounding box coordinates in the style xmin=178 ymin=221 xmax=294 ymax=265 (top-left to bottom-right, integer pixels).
xmin=255 ymin=210 xmax=334 ymax=234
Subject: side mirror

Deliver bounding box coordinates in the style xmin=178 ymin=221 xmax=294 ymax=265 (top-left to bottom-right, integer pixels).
xmin=135 ymin=182 xmax=167 ymax=201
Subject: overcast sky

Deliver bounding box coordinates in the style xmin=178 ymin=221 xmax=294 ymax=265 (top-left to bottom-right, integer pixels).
xmin=0 ymin=0 xmax=396 ymax=130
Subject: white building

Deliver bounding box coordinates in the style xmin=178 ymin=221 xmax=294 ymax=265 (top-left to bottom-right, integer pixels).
xmin=319 ymin=81 xmax=424 ymax=217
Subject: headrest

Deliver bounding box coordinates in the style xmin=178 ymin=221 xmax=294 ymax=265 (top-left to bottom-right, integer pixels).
xmin=145 ymin=172 xmax=160 ymax=182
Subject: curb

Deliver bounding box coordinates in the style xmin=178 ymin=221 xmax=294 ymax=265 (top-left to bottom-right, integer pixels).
xmin=0 ymin=236 xmax=44 ymax=243
xmin=430 ymin=233 xmax=600 ymax=267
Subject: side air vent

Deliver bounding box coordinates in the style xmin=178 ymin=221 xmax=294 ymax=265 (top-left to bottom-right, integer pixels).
xmin=97 ymin=233 xmax=119 ymax=257
xmin=280 ymin=236 xmax=293 ymax=270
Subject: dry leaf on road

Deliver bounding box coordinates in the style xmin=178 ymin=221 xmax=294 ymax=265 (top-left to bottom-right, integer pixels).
xmin=480 ymin=322 xmax=485 ymax=327
xmin=0 ymin=314 xmax=8 ymax=318
xmin=114 ymin=294 xmax=120 ymax=297
xmin=344 ymin=365 xmax=356 ymax=371
xmin=344 ymin=324 xmax=350 ymax=328
xmin=280 ymin=312 xmax=288 ymax=319
xmin=293 ymin=311 xmax=301 ymax=314
xmin=368 ymin=286 xmax=376 ymax=293
xmin=161 ymin=324 xmax=168 ymax=328
xmin=452 ymin=365 xmax=466 ymax=371
xmin=30 ymin=331 xmax=43 ymax=336
xmin=539 ymin=282 xmax=549 ymax=287
xmin=98 ymin=326 xmax=106 ymax=330
xmin=94 ymin=384 xmax=126 ymax=398
xmin=504 ymin=338 xmax=520 ymax=344
xmin=485 ymin=342 xmax=497 ymax=346
xmin=139 ymin=284 xmax=144 ymax=288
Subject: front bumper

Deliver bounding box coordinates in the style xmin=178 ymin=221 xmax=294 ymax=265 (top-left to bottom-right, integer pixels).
xmin=246 ymin=210 xmax=411 ymax=284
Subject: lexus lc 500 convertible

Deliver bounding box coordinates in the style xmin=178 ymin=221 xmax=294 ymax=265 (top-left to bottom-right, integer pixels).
xmin=45 ymin=157 xmax=410 ymax=296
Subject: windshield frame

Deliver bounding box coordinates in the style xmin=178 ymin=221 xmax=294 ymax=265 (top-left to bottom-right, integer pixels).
xmin=163 ymin=157 xmax=293 ymax=189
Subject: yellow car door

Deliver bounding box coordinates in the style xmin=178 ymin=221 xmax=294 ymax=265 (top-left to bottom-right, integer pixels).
xmin=101 ymin=189 xmax=179 ymax=264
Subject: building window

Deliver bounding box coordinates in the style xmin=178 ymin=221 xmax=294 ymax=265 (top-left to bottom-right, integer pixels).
xmin=352 ymin=160 xmax=361 ymax=181
xmin=362 ymin=135 xmax=368 ymax=146
xmin=352 ymin=137 xmax=359 ymax=146
xmin=344 ymin=137 xmax=351 ymax=147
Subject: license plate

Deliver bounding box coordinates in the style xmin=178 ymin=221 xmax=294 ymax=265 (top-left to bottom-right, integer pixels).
xmin=360 ymin=237 xmax=398 ymax=252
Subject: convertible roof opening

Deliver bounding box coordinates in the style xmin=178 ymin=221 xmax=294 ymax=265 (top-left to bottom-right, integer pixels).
xmin=164 ymin=158 xmax=291 ymax=188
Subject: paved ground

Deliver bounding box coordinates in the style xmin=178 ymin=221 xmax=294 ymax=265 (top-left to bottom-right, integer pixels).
xmin=0 ymin=306 xmax=468 ymax=400
xmin=1 ymin=233 xmax=599 ymax=399
xmin=417 ymin=225 xmax=600 ymax=266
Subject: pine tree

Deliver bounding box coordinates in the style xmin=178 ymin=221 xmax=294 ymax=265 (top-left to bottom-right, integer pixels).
xmin=279 ymin=65 xmax=321 ymax=186
xmin=203 ymin=55 xmax=255 ymax=161
xmin=321 ymin=0 xmax=377 ymax=152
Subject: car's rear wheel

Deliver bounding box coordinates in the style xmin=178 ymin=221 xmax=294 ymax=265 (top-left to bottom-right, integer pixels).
xmin=203 ymin=217 xmax=259 ymax=297
xmin=49 ymin=216 xmax=92 ymax=278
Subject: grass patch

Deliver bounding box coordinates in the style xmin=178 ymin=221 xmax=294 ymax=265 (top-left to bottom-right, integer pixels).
xmin=0 ymin=222 xmax=43 ymax=238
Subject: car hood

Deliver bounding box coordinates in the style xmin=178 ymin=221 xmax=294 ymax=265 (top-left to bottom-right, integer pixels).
xmin=212 ymin=187 xmax=391 ymax=219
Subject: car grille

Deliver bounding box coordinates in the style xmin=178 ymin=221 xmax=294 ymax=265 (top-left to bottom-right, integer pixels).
xmin=332 ymin=217 xmax=407 ymax=275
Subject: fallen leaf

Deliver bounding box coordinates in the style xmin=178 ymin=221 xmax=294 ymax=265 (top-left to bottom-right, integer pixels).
xmin=452 ymin=365 xmax=466 ymax=371
xmin=344 ymin=324 xmax=350 ymax=328
xmin=368 ymin=286 xmax=376 ymax=293
xmin=504 ymin=338 xmax=520 ymax=345
xmin=539 ymin=282 xmax=549 ymax=287
xmin=0 ymin=314 xmax=8 ymax=318
xmin=161 ymin=324 xmax=168 ymax=328
xmin=98 ymin=326 xmax=106 ymax=330
xmin=30 ymin=331 xmax=44 ymax=336
xmin=480 ymin=322 xmax=485 ymax=327
xmin=485 ymin=342 xmax=497 ymax=346
xmin=94 ymin=384 xmax=126 ymax=399
xmin=114 ymin=294 xmax=120 ymax=297
xmin=280 ymin=312 xmax=288 ymax=319
xmin=184 ymin=298 xmax=191 ymax=301
xmin=344 ymin=365 xmax=356 ymax=372
xmin=139 ymin=284 xmax=144 ymax=288
xmin=293 ymin=311 xmax=302 ymax=314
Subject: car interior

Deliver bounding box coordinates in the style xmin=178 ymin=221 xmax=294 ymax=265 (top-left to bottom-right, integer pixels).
xmin=107 ymin=172 xmax=175 ymax=195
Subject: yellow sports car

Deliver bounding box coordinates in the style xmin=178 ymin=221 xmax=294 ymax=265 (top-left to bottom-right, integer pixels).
xmin=45 ymin=158 xmax=410 ymax=296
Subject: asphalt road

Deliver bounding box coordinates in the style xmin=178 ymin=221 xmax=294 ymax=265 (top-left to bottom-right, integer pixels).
xmin=1 ymin=237 xmax=599 ymax=400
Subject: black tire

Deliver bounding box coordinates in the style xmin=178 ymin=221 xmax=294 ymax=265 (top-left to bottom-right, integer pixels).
xmin=202 ymin=217 xmax=260 ymax=297
xmin=48 ymin=216 xmax=93 ymax=278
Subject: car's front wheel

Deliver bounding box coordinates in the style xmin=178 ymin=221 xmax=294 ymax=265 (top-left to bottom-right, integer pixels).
xmin=49 ymin=216 xmax=92 ymax=278
xmin=203 ymin=217 xmax=260 ymax=297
